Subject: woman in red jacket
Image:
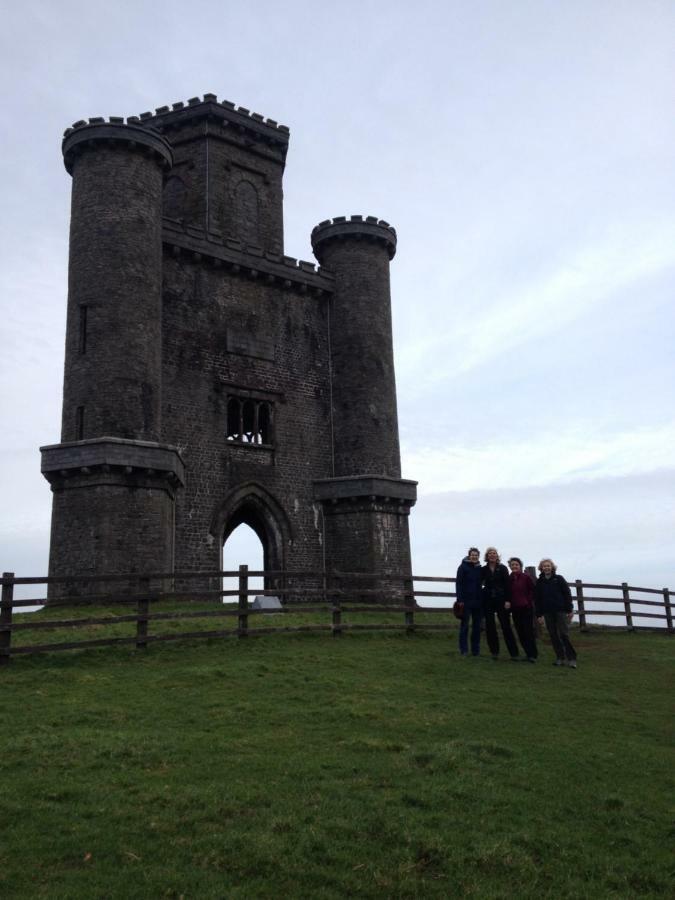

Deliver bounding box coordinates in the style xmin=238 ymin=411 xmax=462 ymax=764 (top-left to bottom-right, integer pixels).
xmin=506 ymin=557 xmax=538 ymax=662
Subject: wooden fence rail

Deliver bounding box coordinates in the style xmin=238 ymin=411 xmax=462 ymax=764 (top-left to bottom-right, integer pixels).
xmin=0 ymin=567 xmax=672 ymax=664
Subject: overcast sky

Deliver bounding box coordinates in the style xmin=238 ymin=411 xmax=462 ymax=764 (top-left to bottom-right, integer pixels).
xmin=1 ymin=0 xmax=673 ymax=600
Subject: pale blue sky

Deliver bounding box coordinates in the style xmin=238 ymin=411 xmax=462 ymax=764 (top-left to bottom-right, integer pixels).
xmin=1 ymin=0 xmax=673 ymax=593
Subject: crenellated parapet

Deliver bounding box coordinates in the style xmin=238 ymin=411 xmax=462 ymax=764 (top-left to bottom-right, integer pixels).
xmin=162 ymin=218 xmax=334 ymax=295
xmin=64 ymin=93 xmax=290 ymax=161
xmin=311 ymin=216 xmax=397 ymax=262
xmin=62 ymin=120 xmax=173 ymax=174
xmin=64 ymin=94 xmax=291 ymax=251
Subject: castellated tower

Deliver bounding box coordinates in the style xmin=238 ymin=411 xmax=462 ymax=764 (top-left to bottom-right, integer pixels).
xmin=311 ymin=219 xmax=416 ymax=579
xmin=41 ymin=94 xmax=416 ymax=595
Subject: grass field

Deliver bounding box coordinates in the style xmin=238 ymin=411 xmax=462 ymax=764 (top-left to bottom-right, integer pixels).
xmin=0 ymin=611 xmax=673 ymax=899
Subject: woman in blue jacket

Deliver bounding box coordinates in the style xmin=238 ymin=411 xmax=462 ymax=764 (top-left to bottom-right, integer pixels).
xmin=456 ymin=547 xmax=483 ymax=656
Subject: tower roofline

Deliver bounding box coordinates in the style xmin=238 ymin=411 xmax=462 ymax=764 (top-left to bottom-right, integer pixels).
xmin=62 ymin=121 xmax=173 ymax=174
xmin=311 ymin=216 xmax=397 ymax=262
xmin=64 ymin=93 xmax=290 ymax=161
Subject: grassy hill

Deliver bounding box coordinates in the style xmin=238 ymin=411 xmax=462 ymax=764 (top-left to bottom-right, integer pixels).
xmin=0 ymin=618 xmax=672 ymax=898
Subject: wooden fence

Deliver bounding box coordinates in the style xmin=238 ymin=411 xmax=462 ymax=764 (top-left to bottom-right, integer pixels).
xmin=0 ymin=567 xmax=672 ymax=664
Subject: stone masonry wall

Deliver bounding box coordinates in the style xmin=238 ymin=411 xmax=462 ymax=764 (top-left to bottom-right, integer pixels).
xmin=322 ymin=504 xmax=413 ymax=598
xmin=48 ymin=478 xmax=175 ymax=595
xmin=316 ymin=239 xmax=402 ymax=479
xmin=161 ymin=253 xmax=333 ymax=575
xmin=161 ymin=119 xmax=284 ymax=254
xmin=62 ymin=145 xmax=164 ymax=442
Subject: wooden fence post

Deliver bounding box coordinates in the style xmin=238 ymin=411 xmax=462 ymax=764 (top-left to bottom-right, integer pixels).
xmin=0 ymin=572 xmax=14 ymax=666
xmin=238 ymin=565 xmax=249 ymax=638
xmin=136 ymin=576 xmax=150 ymax=650
xmin=322 ymin=569 xmax=342 ymax=637
xmin=331 ymin=573 xmax=342 ymax=637
xmin=622 ymin=582 xmax=633 ymax=631
xmin=575 ymin=580 xmax=587 ymax=631
xmin=404 ymin=577 xmax=415 ymax=633
xmin=663 ymin=588 xmax=673 ymax=634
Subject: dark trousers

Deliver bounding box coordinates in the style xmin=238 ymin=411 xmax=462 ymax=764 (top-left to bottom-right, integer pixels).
xmin=459 ymin=606 xmax=482 ymax=655
xmin=484 ymin=606 xmax=519 ymax=658
xmin=544 ymin=612 xmax=577 ymax=661
xmin=511 ymin=606 xmax=538 ymax=659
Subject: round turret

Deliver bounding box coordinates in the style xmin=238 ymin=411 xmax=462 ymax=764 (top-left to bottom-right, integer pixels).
xmin=61 ymin=119 xmax=173 ymax=443
xmin=311 ymin=215 xmax=401 ymax=479
xmin=62 ymin=120 xmax=173 ymax=175
xmin=311 ymin=215 xmax=396 ymax=263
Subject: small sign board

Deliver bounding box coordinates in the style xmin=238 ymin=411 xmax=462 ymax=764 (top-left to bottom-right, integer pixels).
xmin=251 ymin=595 xmax=282 ymax=612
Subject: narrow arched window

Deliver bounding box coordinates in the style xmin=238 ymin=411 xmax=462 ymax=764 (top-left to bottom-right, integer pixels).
xmin=235 ymin=180 xmax=260 ymax=247
xmin=75 ymin=406 xmax=85 ymax=440
xmin=78 ymin=305 xmax=88 ymax=354
xmin=163 ymin=175 xmax=187 ymax=221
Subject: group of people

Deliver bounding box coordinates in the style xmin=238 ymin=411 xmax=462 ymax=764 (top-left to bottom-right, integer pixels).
xmin=455 ymin=547 xmax=578 ymax=668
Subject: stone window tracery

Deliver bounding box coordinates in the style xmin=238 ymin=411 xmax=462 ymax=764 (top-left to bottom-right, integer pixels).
xmin=226 ymin=396 xmax=273 ymax=446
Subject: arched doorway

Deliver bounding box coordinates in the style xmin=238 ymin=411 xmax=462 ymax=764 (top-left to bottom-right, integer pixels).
xmin=222 ymin=523 xmax=265 ymax=601
xmin=210 ymin=482 xmax=292 ymax=593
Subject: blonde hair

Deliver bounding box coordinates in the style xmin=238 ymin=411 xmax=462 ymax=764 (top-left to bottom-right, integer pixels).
xmin=538 ymin=558 xmax=557 ymax=573
xmin=484 ymin=546 xmax=500 ymax=563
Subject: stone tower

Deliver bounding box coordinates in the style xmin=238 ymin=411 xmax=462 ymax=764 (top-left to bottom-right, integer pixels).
xmin=41 ymin=94 xmax=417 ymax=593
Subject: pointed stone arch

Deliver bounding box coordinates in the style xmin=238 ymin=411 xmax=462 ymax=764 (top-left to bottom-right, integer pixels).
xmin=210 ymin=482 xmax=292 ymax=585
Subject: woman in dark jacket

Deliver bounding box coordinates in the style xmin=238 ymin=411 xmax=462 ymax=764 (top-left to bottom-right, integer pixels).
xmin=482 ymin=547 xmax=519 ymax=660
xmin=456 ymin=547 xmax=483 ymax=656
xmin=535 ymin=558 xmax=577 ymax=667
xmin=507 ymin=557 xmax=537 ymax=661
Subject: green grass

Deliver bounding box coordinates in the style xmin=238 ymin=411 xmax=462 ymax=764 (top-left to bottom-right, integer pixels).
xmin=1 ymin=612 xmax=673 ymax=899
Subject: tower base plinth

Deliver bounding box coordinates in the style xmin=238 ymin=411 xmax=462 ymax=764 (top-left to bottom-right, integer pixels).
xmin=41 ymin=438 xmax=184 ymax=601
xmin=314 ymin=476 xmax=417 ymax=602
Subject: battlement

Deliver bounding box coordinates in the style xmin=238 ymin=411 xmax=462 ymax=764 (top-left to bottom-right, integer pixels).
xmin=64 ymin=93 xmax=290 ymax=160
xmin=162 ymin=217 xmax=334 ymax=295
xmin=311 ymin=216 xmax=397 ymax=262
xmin=62 ymin=120 xmax=173 ymax=174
